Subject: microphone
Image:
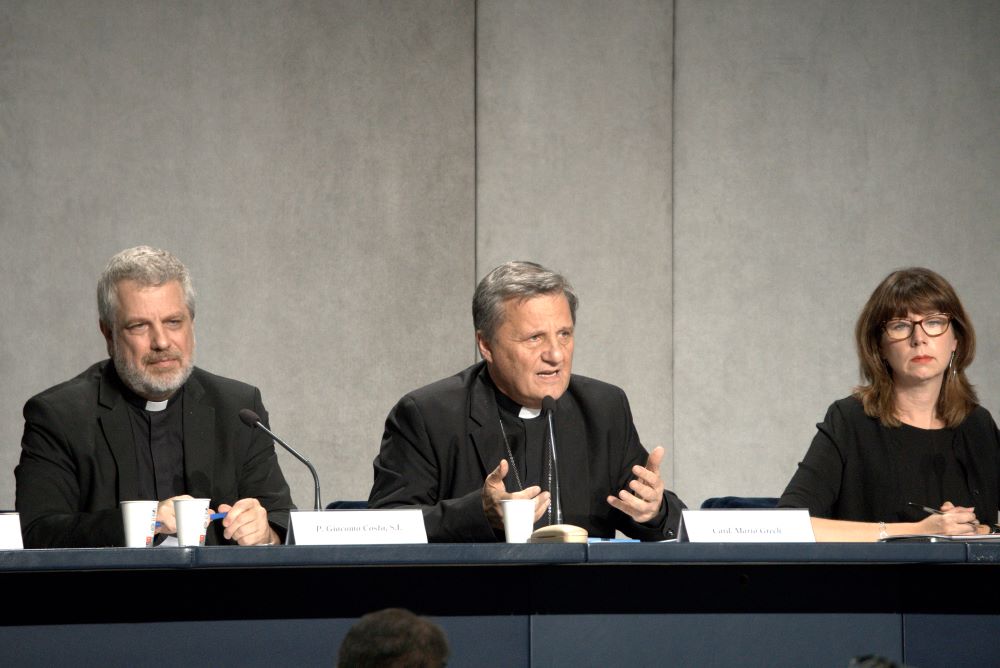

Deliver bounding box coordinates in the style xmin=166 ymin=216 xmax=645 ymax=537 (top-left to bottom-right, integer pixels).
xmin=541 ymin=396 xmax=562 ymax=524
xmin=239 ymin=408 xmax=322 ymax=511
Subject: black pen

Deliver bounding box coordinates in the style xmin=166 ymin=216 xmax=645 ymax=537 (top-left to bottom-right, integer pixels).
xmin=907 ymin=502 xmax=943 ymax=516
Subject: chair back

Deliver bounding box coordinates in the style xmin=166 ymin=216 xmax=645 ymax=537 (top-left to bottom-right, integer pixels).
xmin=324 ymin=500 xmax=369 ymax=510
xmin=700 ymin=496 xmax=779 ymax=509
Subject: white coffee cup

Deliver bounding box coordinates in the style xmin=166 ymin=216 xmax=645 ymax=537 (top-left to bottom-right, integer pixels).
xmin=0 ymin=512 xmax=24 ymax=550
xmin=120 ymin=500 xmax=158 ymax=548
xmin=500 ymin=499 xmax=536 ymax=543
xmin=174 ymin=498 xmax=211 ymax=547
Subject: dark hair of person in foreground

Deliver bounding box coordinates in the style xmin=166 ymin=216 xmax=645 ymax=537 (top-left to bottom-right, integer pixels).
xmin=337 ymin=608 xmax=449 ymax=668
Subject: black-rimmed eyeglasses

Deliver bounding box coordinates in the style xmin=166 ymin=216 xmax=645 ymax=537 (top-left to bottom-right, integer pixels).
xmin=882 ymin=313 xmax=952 ymax=341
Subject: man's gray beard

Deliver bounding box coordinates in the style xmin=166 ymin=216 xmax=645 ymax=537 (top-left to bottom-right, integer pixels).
xmin=112 ymin=344 xmax=194 ymax=399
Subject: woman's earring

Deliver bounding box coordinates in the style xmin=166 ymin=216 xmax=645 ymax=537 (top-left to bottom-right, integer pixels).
xmin=949 ymin=351 xmax=957 ymax=375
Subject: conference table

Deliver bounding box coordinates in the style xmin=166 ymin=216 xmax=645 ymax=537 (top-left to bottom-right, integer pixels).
xmin=2 ymin=541 xmax=999 ymax=667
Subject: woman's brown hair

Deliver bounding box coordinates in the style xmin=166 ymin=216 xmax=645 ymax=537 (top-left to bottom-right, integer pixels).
xmin=853 ymin=267 xmax=978 ymax=427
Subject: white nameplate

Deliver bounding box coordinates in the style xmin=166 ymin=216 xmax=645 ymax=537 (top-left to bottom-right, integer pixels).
xmin=679 ymin=508 xmax=814 ymax=543
xmin=286 ymin=509 xmax=427 ymax=545
xmin=0 ymin=513 xmax=24 ymax=550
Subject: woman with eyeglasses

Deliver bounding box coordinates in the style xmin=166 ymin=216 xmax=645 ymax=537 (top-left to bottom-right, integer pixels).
xmin=779 ymin=267 xmax=1000 ymax=541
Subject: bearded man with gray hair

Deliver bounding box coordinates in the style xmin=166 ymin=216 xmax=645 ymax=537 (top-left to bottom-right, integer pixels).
xmin=369 ymin=261 xmax=685 ymax=541
xmin=15 ymin=246 xmax=294 ymax=548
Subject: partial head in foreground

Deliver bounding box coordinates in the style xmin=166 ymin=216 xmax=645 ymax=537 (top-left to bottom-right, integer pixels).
xmin=337 ymin=608 xmax=449 ymax=668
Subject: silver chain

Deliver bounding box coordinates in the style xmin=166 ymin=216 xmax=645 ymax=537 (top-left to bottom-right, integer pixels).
xmin=497 ymin=417 xmax=524 ymax=491
xmin=497 ymin=414 xmax=553 ymax=524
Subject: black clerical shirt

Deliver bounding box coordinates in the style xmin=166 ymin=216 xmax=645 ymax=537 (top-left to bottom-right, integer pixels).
xmin=117 ymin=375 xmax=186 ymax=502
xmin=492 ymin=383 xmax=563 ymax=527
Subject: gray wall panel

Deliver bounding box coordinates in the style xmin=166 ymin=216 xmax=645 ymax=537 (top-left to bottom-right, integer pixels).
xmin=673 ymin=0 xmax=1000 ymax=506
xmin=477 ymin=0 xmax=675 ymax=485
xmin=0 ymin=1 xmax=475 ymax=509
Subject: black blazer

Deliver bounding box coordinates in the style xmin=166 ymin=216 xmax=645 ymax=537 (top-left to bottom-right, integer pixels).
xmin=779 ymin=396 xmax=1000 ymax=524
xmin=15 ymin=361 xmax=294 ymax=548
xmin=369 ymin=362 xmax=685 ymax=541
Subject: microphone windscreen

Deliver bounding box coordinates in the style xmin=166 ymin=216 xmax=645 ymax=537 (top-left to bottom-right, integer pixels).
xmin=542 ymin=396 xmax=557 ymax=414
xmin=239 ymin=408 xmax=261 ymax=427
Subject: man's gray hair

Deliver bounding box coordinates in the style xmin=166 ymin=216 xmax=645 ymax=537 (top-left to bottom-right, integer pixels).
xmin=97 ymin=246 xmax=196 ymax=327
xmin=473 ymin=261 xmax=578 ymax=342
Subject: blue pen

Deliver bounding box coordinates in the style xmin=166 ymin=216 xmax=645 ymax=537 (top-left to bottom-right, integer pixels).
xmin=154 ymin=512 xmax=224 ymax=528
xmin=156 ymin=513 xmax=223 ymax=528
xmin=587 ymin=537 xmax=640 ymax=543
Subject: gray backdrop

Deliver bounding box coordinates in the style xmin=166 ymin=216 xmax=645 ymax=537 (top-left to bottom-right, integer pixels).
xmin=2 ymin=1 xmax=998 ymax=516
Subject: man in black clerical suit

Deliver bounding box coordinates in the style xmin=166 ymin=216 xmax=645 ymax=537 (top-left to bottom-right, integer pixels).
xmin=369 ymin=261 xmax=684 ymax=541
xmin=15 ymin=246 xmax=294 ymax=548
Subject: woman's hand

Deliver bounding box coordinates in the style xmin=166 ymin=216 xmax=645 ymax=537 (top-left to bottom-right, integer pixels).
xmin=916 ymin=502 xmax=980 ymax=535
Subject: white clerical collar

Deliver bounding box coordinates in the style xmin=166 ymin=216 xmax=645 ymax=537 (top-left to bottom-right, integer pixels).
xmin=518 ymin=406 xmax=541 ymax=419
xmin=145 ymin=399 xmax=169 ymax=412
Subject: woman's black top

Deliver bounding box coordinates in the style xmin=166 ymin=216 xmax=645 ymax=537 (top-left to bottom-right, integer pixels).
xmin=779 ymin=396 xmax=1000 ymax=524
